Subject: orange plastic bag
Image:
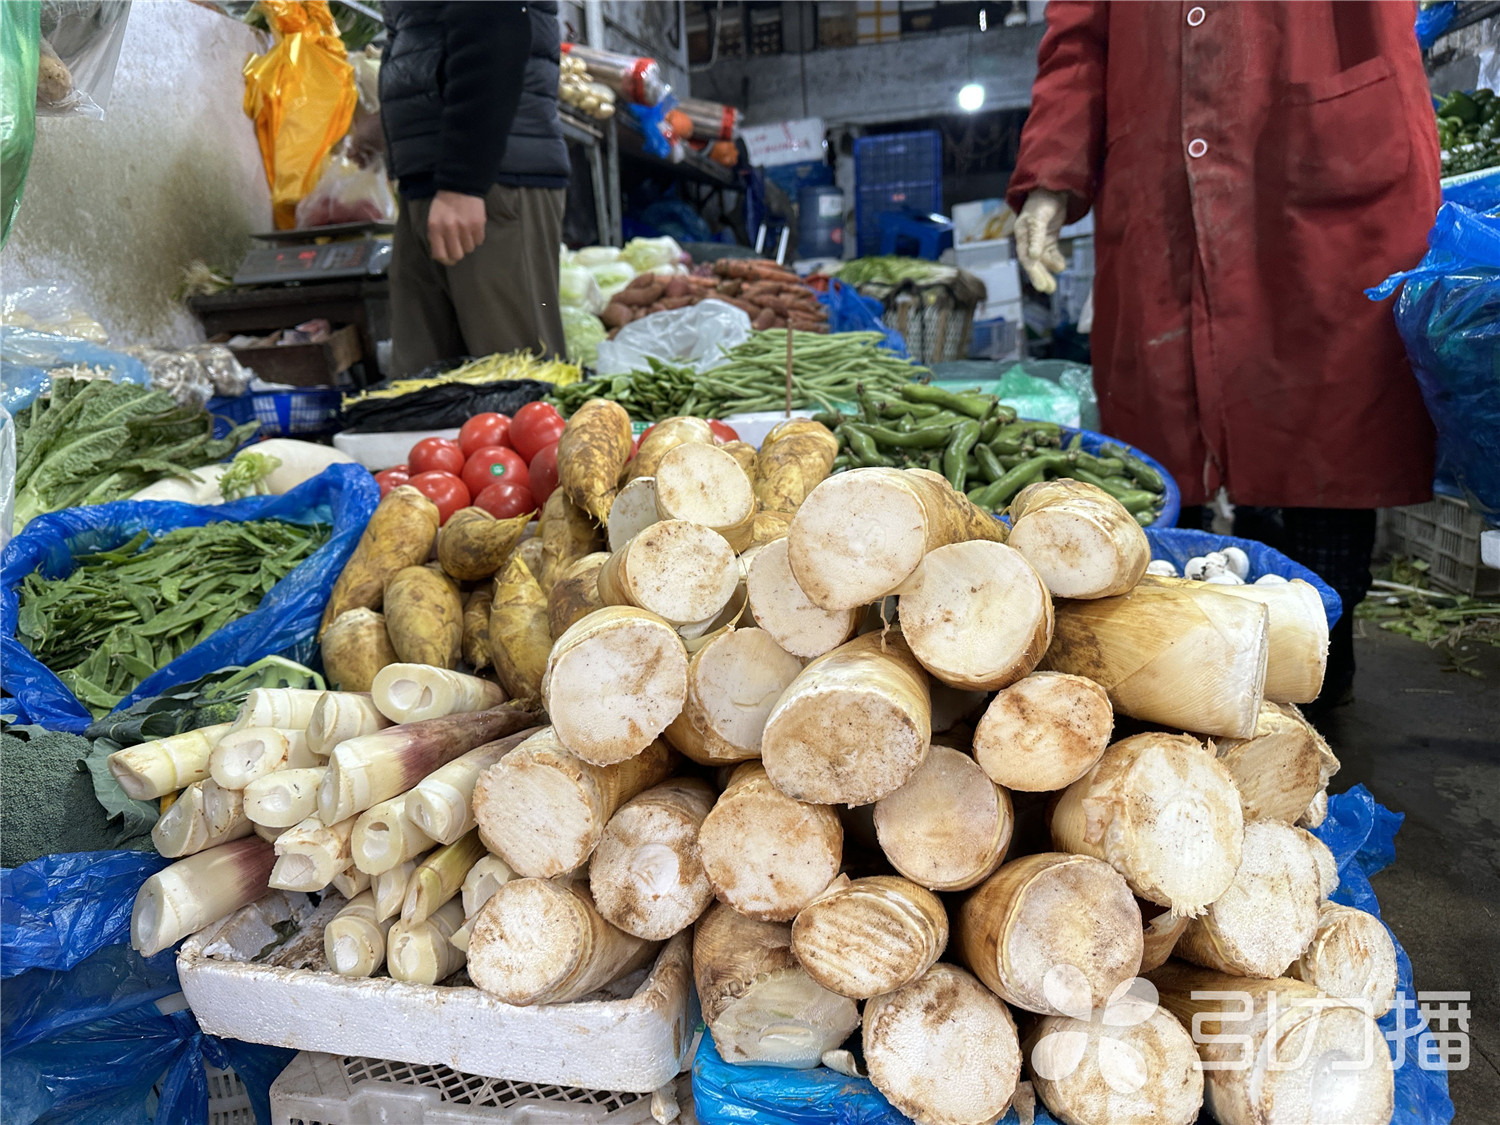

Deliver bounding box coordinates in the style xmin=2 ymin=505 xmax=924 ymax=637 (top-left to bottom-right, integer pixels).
xmin=243 ymin=1 xmax=357 ymax=229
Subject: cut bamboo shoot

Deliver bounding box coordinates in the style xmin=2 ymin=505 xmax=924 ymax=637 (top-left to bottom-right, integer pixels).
xmin=467 ymin=877 xmax=660 ymax=1005
xmin=373 ymin=859 xmax=418 ymax=922
xmin=306 ymin=692 xmax=390 ymax=757
xmin=387 ymin=897 xmax=467 ymax=984
xmin=872 ymin=744 xmax=1012 ymax=892
xmin=608 ymin=478 xmax=661 ymax=553
xmin=761 ymin=631 xmax=932 ymax=806
xmin=372 ymin=664 xmax=506 ymax=724
xmin=243 ymin=768 xmax=326 ymax=829
xmin=1175 ymin=820 xmax=1324 ymax=978
xmin=403 ymin=829 xmax=487 ymax=924
xmin=1148 ymin=964 xmax=1394 ymax=1125
xmin=107 ymin=722 xmax=232 ymax=800
xmin=270 ymin=815 xmax=356 ymax=892
xmin=1026 ymin=1001 xmax=1204 ymax=1125
xmin=231 ymin=688 xmax=327 ymax=732
xmin=131 ymin=836 xmax=277 ymax=957
xmin=1140 ymin=904 xmax=1190 ymax=973
xmin=151 ymin=781 xmax=254 ymax=858
xmin=1301 ymin=827 xmax=1339 ymax=899
xmin=693 ymin=900 xmax=860 ymax=1068
xmin=208 ymin=727 xmax=312 ymax=789
xmin=1044 ymin=583 xmax=1269 ymax=739
xmin=973 ymin=672 xmax=1113 ymax=793
xmin=547 ymin=552 xmax=609 ymax=638
xmin=654 ymin=442 xmax=757 ymax=552
xmin=899 ymin=540 xmax=1053 ymax=690
xmin=200 ymin=779 xmax=248 ymax=839
xmin=626 ymin=416 xmax=715 ymax=483
xmin=1006 ymin=478 xmax=1150 ymax=599
xmin=1051 ymin=732 xmax=1245 ymax=916
xmin=957 ymin=853 xmax=1143 ymax=1015
xmin=408 ymin=728 xmax=539 ymax=845
xmin=324 ymin=890 xmax=393 ymax=978
xmin=663 ymin=627 xmax=803 ymax=765
xmin=1290 ymin=902 xmax=1399 ymax=1017
xmin=330 ymin=865 xmax=370 ymax=899
xmin=461 ymin=854 xmax=517 ymax=917
xmin=1211 ymin=701 xmax=1340 ymax=824
xmin=1299 ymin=789 xmax=1329 ymax=830
xmin=541 ymin=606 xmax=688 ymax=766
xmin=791 ymin=875 xmax=948 ymax=999
xmin=862 ymin=963 xmax=1022 ymax=1125
xmin=589 ymin=778 xmax=716 ymax=940
xmin=471 ymin=727 xmax=673 ymax=878
xmin=351 ymin=793 xmax=436 ymax=876
xmin=745 ymin=536 xmax=857 ymax=659
xmin=786 ymin=467 xmax=1005 ymax=612
xmin=698 ymin=763 xmax=842 ymax=921
xmin=597 ymin=519 xmax=740 ymax=625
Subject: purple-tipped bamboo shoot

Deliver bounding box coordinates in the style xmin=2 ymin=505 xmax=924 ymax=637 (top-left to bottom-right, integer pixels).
xmin=151 ymin=781 xmax=254 ymax=858
xmin=131 ymin=836 xmax=277 ymax=956
xmin=108 ymin=722 xmax=233 ymax=800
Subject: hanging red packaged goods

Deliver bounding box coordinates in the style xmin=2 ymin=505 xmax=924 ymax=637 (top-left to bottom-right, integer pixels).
xmin=562 ymin=43 xmax=666 ymax=106
xmin=677 ymin=96 xmax=740 ymax=142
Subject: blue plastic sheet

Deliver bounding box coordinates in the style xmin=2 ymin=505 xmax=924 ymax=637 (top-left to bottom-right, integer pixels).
xmin=1 ymin=463 xmax=378 ymax=732
xmin=1144 ymin=527 xmax=1343 ymax=628
xmin=1 ymin=851 xmax=294 ymax=1125
xmin=1415 ymin=2 xmax=1457 ymax=49
xmin=1367 ymin=203 xmax=1500 ymax=517
xmin=818 ymin=278 xmax=908 ymax=357
xmin=0 ymin=327 xmax=152 ymax=414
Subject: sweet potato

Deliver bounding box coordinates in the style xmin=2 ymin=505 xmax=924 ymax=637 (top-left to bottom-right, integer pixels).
xmin=462 ymin=589 xmax=493 ymax=670
xmin=488 ymin=553 xmax=552 ymax=707
xmin=319 ymin=486 xmax=441 ymax=635
xmin=557 ymin=398 xmax=634 ymax=524
xmin=664 ymin=275 xmax=692 ymax=300
xmin=321 ymin=607 xmax=399 ymax=692
xmin=660 ymin=295 xmax=696 ymax=311
xmin=547 ymin=552 xmax=609 ymax=639
xmin=437 ymin=508 xmax=530 ymax=582
xmin=614 ymin=283 xmax=666 ymax=308
xmin=539 ymin=490 xmax=602 ymax=594
xmin=752 ymin=308 xmax=777 ymax=331
xmin=601 ymin=303 xmax=633 ymax=330
xmin=384 ymin=565 xmax=463 ymax=668
xmin=626 ymin=416 xmax=715 ymax=483
xmin=626 ymin=273 xmax=659 ymax=292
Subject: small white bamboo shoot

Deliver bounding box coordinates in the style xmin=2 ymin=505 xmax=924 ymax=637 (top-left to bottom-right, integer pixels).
xmin=373 ymin=858 xmax=419 ymax=922
xmin=323 ymin=890 xmax=392 ymax=977
xmin=387 ymin=898 xmax=467 ymax=984
xmin=351 ymin=793 xmax=436 ymax=877
xmin=131 ymin=837 xmax=277 ymax=957
xmin=208 ymin=727 xmax=313 ymax=789
xmin=402 ymin=830 xmax=487 ymax=924
xmin=270 ymin=815 xmax=356 ymax=893
xmin=372 ymin=664 xmax=507 ymax=724
xmin=407 ymin=728 xmax=539 ymax=845
xmin=461 ymin=854 xmax=517 ymax=917
xmin=231 ymin=688 xmax=327 ymax=732
xmin=107 ymin=723 xmax=233 ymax=800
xmin=306 ymin=691 xmax=390 ymax=756
xmin=242 ymin=768 xmax=326 ymax=828
xmin=330 ymin=865 xmax=371 ymax=899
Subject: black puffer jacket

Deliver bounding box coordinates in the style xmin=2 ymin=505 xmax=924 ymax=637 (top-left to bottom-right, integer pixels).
xmin=381 ymin=1 xmax=569 ymax=197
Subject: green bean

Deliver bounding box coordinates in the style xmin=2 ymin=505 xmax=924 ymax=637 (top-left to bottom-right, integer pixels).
xmin=898 ymin=383 xmax=995 ymax=419
xmin=943 ymin=420 xmax=983 ymax=491
xmin=846 ymin=423 xmax=953 ymax=449
xmin=846 ymin=429 xmax=894 ymax=467
xmin=975 ymin=445 xmax=1006 ymax=484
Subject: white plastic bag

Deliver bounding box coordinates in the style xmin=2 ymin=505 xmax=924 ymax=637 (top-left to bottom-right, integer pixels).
xmin=559 ymin=263 xmax=606 ymax=315
xmin=2 ymin=284 xmax=108 ymax=343
xmin=295 ymin=154 xmax=396 ymax=228
xmin=595 ymin=299 xmax=753 ymax=376
xmin=36 ymin=0 xmax=131 ymax=120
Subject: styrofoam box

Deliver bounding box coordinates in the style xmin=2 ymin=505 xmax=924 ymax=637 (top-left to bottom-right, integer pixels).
xmin=332 ymin=429 xmax=461 ymax=471
xmin=179 ymin=895 xmax=698 ymax=1094
xmin=967 ymin=260 xmax=1024 ymax=321
xmin=718 ymin=409 xmax=821 ymax=448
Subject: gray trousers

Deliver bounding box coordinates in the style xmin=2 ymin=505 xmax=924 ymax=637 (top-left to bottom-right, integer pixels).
xmin=390 ymin=184 xmax=567 ymax=377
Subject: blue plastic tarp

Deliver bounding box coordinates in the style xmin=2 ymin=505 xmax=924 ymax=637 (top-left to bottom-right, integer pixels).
xmin=819 ymin=278 xmax=908 ymax=357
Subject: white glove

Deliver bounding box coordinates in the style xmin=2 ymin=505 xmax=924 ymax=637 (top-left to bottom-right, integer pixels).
xmin=1014 ymin=189 xmax=1069 ymax=295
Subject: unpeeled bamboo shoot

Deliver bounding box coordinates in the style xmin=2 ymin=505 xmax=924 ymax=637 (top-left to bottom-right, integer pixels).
xmin=351 ymin=793 xmax=436 ymax=876
xmin=243 ymin=768 xmax=326 ymax=829
xmin=131 ymin=836 xmax=277 ymax=957
xmin=693 ymin=900 xmax=859 ymax=1068
xmin=663 ymin=627 xmax=803 ymax=765
xmin=557 ymin=397 xmax=633 ymax=524
xmin=408 ymin=728 xmax=538 ymax=845
xmin=1290 ymin=902 xmax=1399 ymax=1017
xmin=957 ymin=852 xmax=1143 ymax=1015
xmin=589 ymin=779 xmax=716 ymax=939
xmin=208 ymin=727 xmax=313 ymax=789
xmin=1211 ymin=701 xmax=1340 ymax=824
xmin=761 ymin=631 xmax=932 ymax=806
xmin=653 ymin=442 xmax=756 ymax=551
xmin=108 ymin=722 xmax=232 ymax=800
xmin=387 ymin=898 xmax=467 ymax=984
xmin=372 ymin=664 xmax=506 ymax=724
xmin=872 ymin=744 xmax=1012 ymax=892
xmin=972 ymin=672 xmax=1113 ymax=793
xmin=597 ymin=520 xmax=739 ymax=625
xmin=547 ymin=552 xmax=609 ymax=638
xmin=625 ymin=416 xmax=715 ymax=483
xmin=306 ymin=692 xmax=390 ymax=756
xmin=697 ymin=763 xmax=841 ymax=921
xmin=539 ymin=490 xmax=602 ymax=593
xmin=1006 ymin=478 xmax=1150 ymax=598
xmin=1051 ymin=732 xmax=1244 ymax=916
xmin=745 ymin=536 xmax=857 ymax=659
xmin=791 ymin=875 xmax=948 ymax=999
xmin=462 ymin=589 xmax=492 ymax=671
xmin=324 ymin=890 xmax=393 ymax=977
xmin=320 ymin=608 xmax=400 ymax=691
xmin=753 ymin=418 xmax=839 ymax=513
xmin=488 ymin=552 xmax=551 ymax=707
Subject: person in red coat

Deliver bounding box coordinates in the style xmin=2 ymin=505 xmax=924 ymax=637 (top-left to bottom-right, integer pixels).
xmin=1008 ymin=1 xmax=1442 ymax=710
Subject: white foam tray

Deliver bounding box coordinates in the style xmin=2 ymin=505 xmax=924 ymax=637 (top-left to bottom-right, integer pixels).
xmin=332 ymin=428 xmax=461 ymax=470
xmin=179 ymin=895 xmax=699 ymax=1094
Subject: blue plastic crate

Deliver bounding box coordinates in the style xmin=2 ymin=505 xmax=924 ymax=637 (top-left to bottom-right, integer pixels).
xmin=854 ymin=130 xmax=943 ymax=256
xmin=251 ymin=387 xmax=342 ymax=437
xmin=207 ymin=394 xmax=255 ymax=441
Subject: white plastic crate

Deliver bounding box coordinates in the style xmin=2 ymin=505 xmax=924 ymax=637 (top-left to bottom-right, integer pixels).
xmin=209 ymin=1063 xmax=257 ymax=1125
xmin=270 ymin=1053 xmax=696 ymax=1125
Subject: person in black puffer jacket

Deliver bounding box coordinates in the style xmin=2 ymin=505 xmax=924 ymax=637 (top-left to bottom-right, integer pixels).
xmin=381 ymin=1 xmax=570 ymax=375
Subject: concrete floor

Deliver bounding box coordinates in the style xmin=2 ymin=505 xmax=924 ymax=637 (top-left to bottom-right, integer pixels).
xmin=1320 ymin=621 xmax=1500 ymax=1121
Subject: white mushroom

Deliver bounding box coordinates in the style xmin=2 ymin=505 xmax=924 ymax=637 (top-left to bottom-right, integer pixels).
xmin=1205 ymin=572 xmax=1245 ymax=586
xmin=1201 ymin=551 xmax=1230 ymax=579
xmin=1220 ymin=547 xmax=1251 ymax=580
xmin=1183 ymin=556 xmax=1210 ymax=580
xmin=1254 ymin=573 xmax=1289 ymax=585
xmin=1145 ymin=559 xmax=1180 ymax=577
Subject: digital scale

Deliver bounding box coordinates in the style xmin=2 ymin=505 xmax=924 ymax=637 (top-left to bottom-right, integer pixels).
xmin=232 ymin=221 xmax=394 ymax=287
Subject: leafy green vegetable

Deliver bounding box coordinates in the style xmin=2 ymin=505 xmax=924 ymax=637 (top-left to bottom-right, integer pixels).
xmin=219 ymin=450 xmax=282 ymax=500
xmin=835 ymin=256 xmax=954 ymax=287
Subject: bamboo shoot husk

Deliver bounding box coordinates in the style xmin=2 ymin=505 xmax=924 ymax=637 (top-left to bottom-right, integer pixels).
xmin=387 ymin=898 xmax=467 ymax=984
xmin=597 ymin=520 xmax=740 ymax=625
xmin=957 ymin=853 xmax=1143 ymax=1015
xmin=306 ymin=692 xmax=390 ymax=756
xmin=1289 ymin=902 xmax=1399 ymax=1017
xmin=1006 ymin=478 xmax=1150 ymax=599
xmin=1175 ymin=820 xmax=1324 ymax=978
xmin=541 ymin=606 xmax=688 ymax=766
xmin=270 ymin=815 xmax=356 ymax=892
xmin=372 ymin=664 xmax=506 ymax=724
xmin=324 ymin=890 xmax=393 ymax=977
xmin=625 ymin=416 xmax=715 ymax=483
xmin=1142 ymin=575 xmax=1328 ymax=703
xmin=872 ymin=744 xmax=1012 ymax=892
xmin=242 ymin=768 xmax=326 ymax=828
xmin=402 ymin=829 xmax=487 ymax=924
xmin=208 ymin=727 xmax=313 ymax=789
xmin=693 ymin=901 xmax=860 ymax=1068
xmin=373 ymin=858 xmax=419 ymax=922
xmin=787 ymin=467 xmax=1006 ymax=612
xmin=749 ymin=509 xmax=793 ymax=548
xmin=461 ymin=854 xmax=517 ymax=918
xmin=462 ymin=588 xmax=493 ymax=670
xmin=131 ymin=836 xmax=277 ymax=957
xmin=1051 ymin=732 xmax=1245 ymax=916
xmin=467 ymin=877 xmax=660 ymax=1005
xmin=753 ymin=419 xmax=839 ymax=513
xmin=973 ymin=672 xmax=1113 ymax=793
xmin=663 ymin=627 xmax=803 ymax=765
xmin=1210 ymin=701 xmax=1340 ymax=824
xmin=863 ymin=963 xmax=1022 ymax=1125
xmin=1147 ymin=964 xmax=1394 ymax=1125
xmin=408 ymin=728 xmax=538 ymax=845
xmin=231 ymin=688 xmax=327 ymax=732
xmin=108 ymin=722 xmax=232 ymax=800
xmin=697 ymin=763 xmax=842 ymax=921
xmin=653 ymin=442 xmax=756 ymax=552
xmin=547 ymin=552 xmax=609 ymax=638
xmin=1140 ymin=904 xmax=1191 ymax=973
xmin=538 ymin=490 xmax=602 ymax=593
xmin=720 ymin=439 xmax=759 ymax=482
xmin=606 ymin=478 xmax=660 ymax=553
xmin=471 ymin=727 xmax=673 ymax=877
xmin=1043 ymin=583 xmax=1270 ymax=739
xmin=1026 ymin=1001 xmax=1204 ymax=1125
xmin=761 ymin=631 xmax=932 ymax=806
xmin=745 ymin=536 xmax=858 ymax=659
xmin=351 ymin=793 xmax=436 ymax=876
xmin=589 ymin=779 xmax=716 ymax=939
xmin=488 ymin=552 xmax=551 ymax=708
xmin=791 ymin=875 xmax=948 ymax=999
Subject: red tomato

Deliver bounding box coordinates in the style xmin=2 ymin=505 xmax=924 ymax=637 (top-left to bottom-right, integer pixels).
xmin=462 ymin=446 xmax=530 ymax=498
xmin=407 ymin=471 xmax=471 ymax=523
xmin=408 ymin=437 xmax=465 ymax=476
xmin=708 ymin=420 xmax=740 ymax=444
xmin=528 ymin=441 xmax=560 ymax=506
xmin=511 ymin=402 xmax=566 ymax=462
xmin=458 ymin=413 xmax=512 ymax=456
xmin=474 ymin=480 xmax=537 ymax=520
xmin=373 ymin=467 xmax=410 ymax=498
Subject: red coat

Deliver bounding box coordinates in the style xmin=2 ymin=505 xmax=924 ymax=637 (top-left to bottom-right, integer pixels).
xmin=1007 ymin=1 xmax=1441 ymax=508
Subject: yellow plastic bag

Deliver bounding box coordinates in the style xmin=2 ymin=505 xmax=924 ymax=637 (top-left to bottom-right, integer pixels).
xmin=243 ymin=1 xmax=357 ymax=229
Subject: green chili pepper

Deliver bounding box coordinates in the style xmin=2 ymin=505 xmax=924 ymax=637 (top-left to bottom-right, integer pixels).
xmin=975 ymin=444 xmax=1006 ymax=484
xmin=942 ymin=420 xmax=983 ymax=491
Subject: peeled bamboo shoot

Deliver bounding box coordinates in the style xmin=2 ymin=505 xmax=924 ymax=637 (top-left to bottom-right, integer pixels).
xmin=791 ymin=875 xmax=948 ymax=999
xmin=1006 ymin=478 xmax=1150 ymax=599
xmin=663 ymin=627 xmax=803 ymax=765
xmin=872 ymin=744 xmax=1012 ymax=892
xmin=589 ymin=779 xmax=715 ymax=939
xmin=387 ymin=898 xmax=467 ymax=984
xmin=151 ymin=780 xmax=254 ymax=858
xmin=374 ymin=858 xmax=418 ymax=922
xmin=1290 ymin=902 xmax=1399 ymax=1017
xmin=744 ymin=536 xmax=857 ymax=659
xmin=270 ymin=815 xmax=356 ymax=892
xmin=108 ymin=722 xmax=232 ymax=800
xmin=462 ymin=854 xmax=517 ymax=917
xmin=973 ymin=672 xmax=1112 ymax=793
xmin=324 ymin=890 xmax=393 ymax=978
xmin=131 ymin=836 xmax=277 ymax=957
xmin=408 ymin=728 xmax=538 ymax=845
xmin=330 ymin=865 xmax=370 ymax=899
xmin=208 ymin=727 xmax=313 ymax=789
xmin=351 ymin=793 xmax=436 ymax=876
xmin=243 ymin=768 xmax=326 ymax=829
xmin=231 ymin=688 xmax=327 ymax=732
xmin=597 ymin=520 xmax=740 ymax=625
xmin=306 ymin=692 xmax=390 ymax=756
xmin=654 ymin=442 xmax=757 ymax=551
xmin=403 ymin=830 xmax=487 ymax=924
xmin=372 ymin=664 xmax=506 ymax=724
xmin=1211 ymin=701 xmax=1340 ymax=824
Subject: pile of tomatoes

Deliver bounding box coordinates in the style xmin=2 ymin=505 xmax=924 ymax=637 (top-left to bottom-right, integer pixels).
xmin=373 ymin=402 xmax=567 ymax=523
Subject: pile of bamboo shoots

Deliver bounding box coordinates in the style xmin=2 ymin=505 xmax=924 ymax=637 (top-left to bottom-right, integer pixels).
xmin=120 ymin=404 xmax=1403 ymax=1125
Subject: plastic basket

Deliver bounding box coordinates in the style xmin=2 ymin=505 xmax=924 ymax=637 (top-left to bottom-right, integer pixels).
xmin=209 ymin=1063 xmax=257 ymax=1125
xmin=252 ymin=387 xmax=343 ymax=437
xmin=880 ymin=291 xmax=977 ymax=365
xmin=270 ymin=1053 xmax=691 ymax=1125
xmin=1382 ymin=492 xmax=1500 ymax=597
xmin=208 ymin=394 xmax=256 ymax=441
xmin=853 ymin=130 xmax=942 ymax=257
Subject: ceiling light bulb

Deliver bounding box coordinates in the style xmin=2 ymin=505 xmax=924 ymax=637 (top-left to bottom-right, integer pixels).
xmin=958 ymin=84 xmax=985 ymax=112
